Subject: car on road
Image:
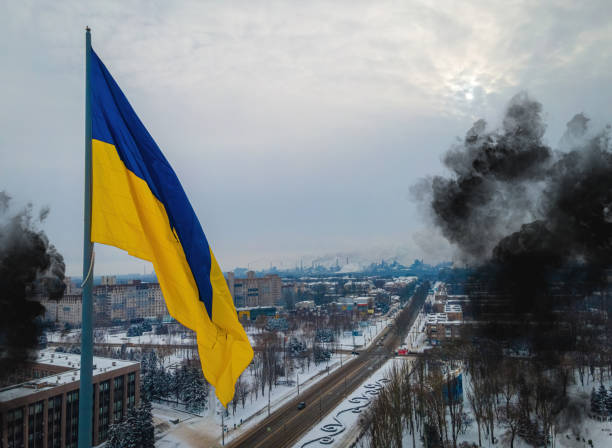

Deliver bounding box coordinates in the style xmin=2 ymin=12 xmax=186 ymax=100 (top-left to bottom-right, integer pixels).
xmin=297 ymin=401 xmax=306 ymax=410
xmin=351 ymin=351 xmax=360 ymax=355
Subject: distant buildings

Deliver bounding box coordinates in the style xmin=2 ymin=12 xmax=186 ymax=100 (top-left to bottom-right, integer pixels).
xmin=425 ymin=313 xmax=462 ymax=342
xmin=295 ymin=300 xmax=315 ymax=311
xmin=0 ymin=350 xmax=139 ymax=447
xmin=225 ymin=271 xmax=282 ymax=308
xmin=100 ymin=275 xmax=117 ymax=286
xmin=425 ymin=284 xmax=464 ymax=344
xmin=95 ymin=281 xmax=168 ymax=323
xmin=38 ymin=280 xmax=170 ymax=327
xmin=39 ymin=295 xmax=83 ymax=327
xmin=236 ymin=306 xmax=277 ymax=321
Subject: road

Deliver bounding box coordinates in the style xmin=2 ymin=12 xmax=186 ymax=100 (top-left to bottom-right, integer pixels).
xmin=227 ymin=284 xmax=429 ymax=448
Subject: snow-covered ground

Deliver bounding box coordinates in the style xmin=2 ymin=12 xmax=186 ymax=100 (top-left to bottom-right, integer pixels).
xmin=47 ymin=329 xmax=196 ymax=346
xmin=155 ymin=352 xmax=355 ymax=446
xmin=402 ymin=310 xmax=431 ymax=353
xmin=156 ymin=307 xmax=402 ymax=446
xmin=395 ymin=372 xmax=612 ymax=448
xmin=48 ymin=300 xmax=403 ymax=447
xmin=335 ymin=317 xmax=394 ymax=350
xmin=292 ymin=358 xmax=407 ymax=448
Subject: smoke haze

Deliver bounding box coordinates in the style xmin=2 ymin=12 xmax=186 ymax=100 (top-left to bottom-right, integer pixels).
xmin=416 ymin=93 xmax=612 ymax=356
xmin=0 ymin=191 xmax=65 ymax=379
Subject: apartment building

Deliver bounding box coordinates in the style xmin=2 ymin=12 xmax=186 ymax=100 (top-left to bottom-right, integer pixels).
xmin=225 ymin=271 xmax=282 ymax=308
xmin=39 ymin=295 xmax=83 ymax=327
xmin=0 ymin=350 xmax=139 ymax=447
xmin=39 ymin=281 xmax=170 ymax=327
xmin=96 ymin=282 xmax=168 ymax=322
xmin=425 ymin=313 xmax=462 ymax=343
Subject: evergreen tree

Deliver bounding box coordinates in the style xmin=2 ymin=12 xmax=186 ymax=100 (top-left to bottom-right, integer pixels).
xmin=183 ymin=373 xmax=208 ymax=413
xmin=107 ymin=398 xmax=154 ymax=448
xmin=591 ymin=387 xmax=600 ymax=415
xmin=136 ymin=397 xmax=155 ymax=447
xmin=606 ymin=387 xmax=612 ymax=417
xmin=597 ymin=384 xmax=608 ymax=415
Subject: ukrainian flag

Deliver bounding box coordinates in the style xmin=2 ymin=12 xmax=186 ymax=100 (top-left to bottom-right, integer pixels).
xmin=89 ymin=48 xmax=253 ymax=406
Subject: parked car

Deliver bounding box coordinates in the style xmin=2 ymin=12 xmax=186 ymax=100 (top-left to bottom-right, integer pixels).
xmin=351 ymin=351 xmax=360 ymax=355
xmin=297 ymin=401 xmax=306 ymax=410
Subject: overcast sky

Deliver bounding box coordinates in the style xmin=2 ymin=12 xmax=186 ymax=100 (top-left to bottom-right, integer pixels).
xmin=2 ymin=0 xmax=611 ymax=275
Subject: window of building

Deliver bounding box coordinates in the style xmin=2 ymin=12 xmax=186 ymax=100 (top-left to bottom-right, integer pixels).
xmin=7 ymin=407 xmax=24 ymax=448
xmin=113 ymin=375 xmax=124 ymax=422
xmin=28 ymin=401 xmax=44 ymax=448
xmin=98 ymin=380 xmax=111 ymax=442
xmin=127 ymin=372 xmax=136 ymax=409
xmin=47 ymin=395 xmax=62 ymax=448
xmin=65 ymin=390 xmax=79 ymax=448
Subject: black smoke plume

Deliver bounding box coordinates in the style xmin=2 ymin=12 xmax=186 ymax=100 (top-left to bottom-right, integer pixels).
xmin=417 ymin=92 xmax=612 ymax=358
xmin=0 ymin=191 xmax=65 ymax=380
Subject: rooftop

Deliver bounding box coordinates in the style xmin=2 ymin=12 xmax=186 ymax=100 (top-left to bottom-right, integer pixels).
xmin=444 ymin=303 xmax=462 ymax=313
xmin=0 ymin=349 xmax=138 ymax=404
xmin=425 ymin=313 xmax=462 ymax=325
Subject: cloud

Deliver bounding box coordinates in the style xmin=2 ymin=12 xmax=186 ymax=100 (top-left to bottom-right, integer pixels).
xmin=1 ymin=0 xmax=611 ymax=273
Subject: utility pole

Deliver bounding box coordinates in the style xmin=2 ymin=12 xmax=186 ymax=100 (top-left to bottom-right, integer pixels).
xmin=297 ymin=372 xmax=299 ymax=396
xmin=222 ymin=410 xmax=225 ymax=446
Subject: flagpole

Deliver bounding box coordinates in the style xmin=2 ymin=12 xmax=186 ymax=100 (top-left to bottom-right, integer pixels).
xmin=78 ymin=26 xmax=94 ymax=448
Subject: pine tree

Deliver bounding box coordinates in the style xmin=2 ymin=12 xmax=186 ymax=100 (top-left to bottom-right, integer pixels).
xmin=590 ymin=387 xmax=599 ymax=415
xmin=606 ymin=387 xmax=612 ymax=417
xmin=107 ymin=407 xmax=138 ymax=448
xmin=597 ymin=384 xmax=608 ymax=416
xmin=136 ymin=397 xmax=155 ymax=448
xmin=107 ymin=422 xmax=125 ymax=448
xmin=107 ymin=399 xmax=154 ymax=448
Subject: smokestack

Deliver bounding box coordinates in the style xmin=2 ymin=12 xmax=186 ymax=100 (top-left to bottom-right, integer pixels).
xmin=0 ymin=191 xmax=66 ymax=380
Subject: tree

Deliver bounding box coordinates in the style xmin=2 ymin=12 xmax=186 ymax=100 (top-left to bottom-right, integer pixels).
xmin=281 ymin=287 xmax=296 ymax=310
xmin=181 ymin=368 xmax=209 ymax=413
xmin=135 ymin=397 xmax=155 ymax=447
xmin=107 ymin=397 xmax=154 ymax=448
xmin=236 ymin=374 xmax=250 ymax=409
xmin=466 ymin=371 xmax=486 ymax=447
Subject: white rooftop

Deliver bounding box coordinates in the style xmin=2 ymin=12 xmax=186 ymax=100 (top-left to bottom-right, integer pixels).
xmin=444 ymin=303 xmax=462 ymax=313
xmin=426 ymin=313 xmax=448 ymax=324
xmin=0 ymin=349 xmax=138 ymax=404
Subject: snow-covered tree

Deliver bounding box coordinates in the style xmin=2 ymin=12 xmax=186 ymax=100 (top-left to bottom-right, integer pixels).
xmin=107 ymin=397 xmax=154 ymax=448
